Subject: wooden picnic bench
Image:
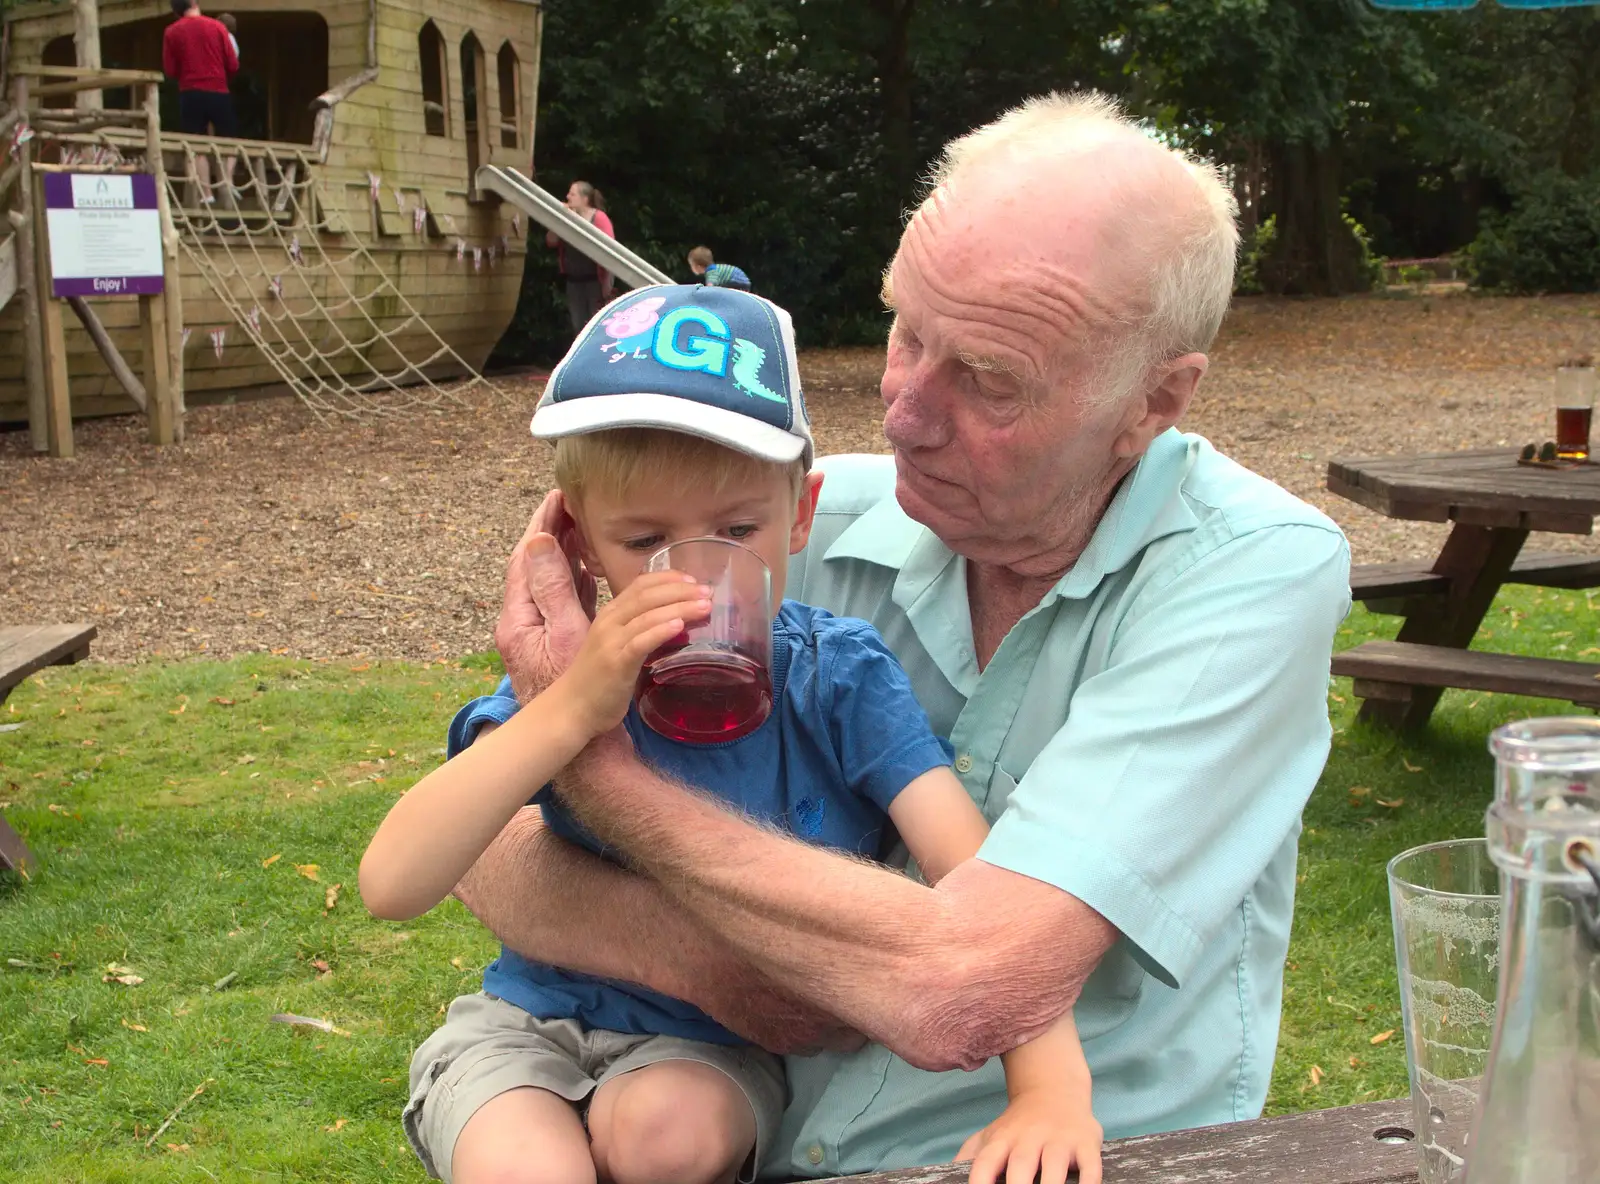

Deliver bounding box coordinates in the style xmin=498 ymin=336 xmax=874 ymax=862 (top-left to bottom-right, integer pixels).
xmin=0 ymin=623 xmax=97 ymax=877
xmin=816 ymin=1096 xmax=1421 ymax=1183
xmin=1329 ymin=449 xmax=1600 ymax=729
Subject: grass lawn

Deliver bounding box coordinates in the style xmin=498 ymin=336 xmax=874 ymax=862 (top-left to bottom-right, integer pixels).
xmin=1 ymin=586 xmax=1594 ymax=1179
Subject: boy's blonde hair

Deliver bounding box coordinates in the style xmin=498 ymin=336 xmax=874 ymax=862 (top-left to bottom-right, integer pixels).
xmin=554 ymin=428 xmax=806 ymax=508
xmin=687 ymin=246 xmax=714 ymax=269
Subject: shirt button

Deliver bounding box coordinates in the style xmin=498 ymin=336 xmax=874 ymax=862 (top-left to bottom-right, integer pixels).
xmin=955 ymin=754 xmax=973 ymax=774
xmin=807 ymin=1145 xmax=825 ymax=1166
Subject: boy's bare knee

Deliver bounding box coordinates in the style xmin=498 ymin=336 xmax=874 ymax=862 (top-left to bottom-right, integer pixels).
xmin=451 ymin=1087 xmax=595 ymax=1184
xmin=591 ymin=1064 xmax=753 ymax=1184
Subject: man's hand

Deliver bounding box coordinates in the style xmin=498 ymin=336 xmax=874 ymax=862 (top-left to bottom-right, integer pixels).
xmin=495 ymin=490 xmax=599 ymax=703
xmin=553 ymin=572 xmax=710 ymax=738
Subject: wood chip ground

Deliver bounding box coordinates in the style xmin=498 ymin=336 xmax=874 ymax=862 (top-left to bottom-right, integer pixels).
xmin=4 ymin=292 xmax=1598 ymax=664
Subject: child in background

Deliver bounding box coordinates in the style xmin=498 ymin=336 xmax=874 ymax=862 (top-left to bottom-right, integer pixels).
xmin=688 ymin=245 xmax=751 ymax=291
xmin=361 ymin=285 xmax=1103 ymax=1184
xmin=217 ymin=12 xmax=239 ymax=60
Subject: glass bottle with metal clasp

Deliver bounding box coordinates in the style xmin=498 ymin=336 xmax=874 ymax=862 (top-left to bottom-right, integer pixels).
xmin=1463 ymin=717 xmax=1600 ymax=1183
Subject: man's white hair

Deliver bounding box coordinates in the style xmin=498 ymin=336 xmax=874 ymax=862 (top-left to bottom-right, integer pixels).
xmin=927 ymin=91 xmax=1239 ymax=405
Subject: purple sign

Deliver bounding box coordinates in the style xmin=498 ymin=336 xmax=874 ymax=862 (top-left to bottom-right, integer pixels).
xmin=44 ymin=173 xmax=165 ymax=297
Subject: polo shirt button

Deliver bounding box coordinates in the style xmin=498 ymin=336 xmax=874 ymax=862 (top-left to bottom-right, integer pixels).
xmin=807 ymin=1144 xmax=825 ymax=1166
xmin=955 ymin=754 xmax=973 ymax=774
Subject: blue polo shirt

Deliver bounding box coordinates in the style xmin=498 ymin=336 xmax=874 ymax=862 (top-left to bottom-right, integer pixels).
xmin=766 ymin=431 xmax=1350 ymax=1177
xmin=448 ymin=600 xmax=954 ymax=1045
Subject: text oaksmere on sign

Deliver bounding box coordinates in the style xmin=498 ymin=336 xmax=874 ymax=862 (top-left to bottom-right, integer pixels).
xmin=43 ymin=173 xmax=164 ymax=298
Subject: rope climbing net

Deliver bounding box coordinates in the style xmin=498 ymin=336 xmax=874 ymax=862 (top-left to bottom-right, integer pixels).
xmin=156 ymin=138 xmax=502 ymax=422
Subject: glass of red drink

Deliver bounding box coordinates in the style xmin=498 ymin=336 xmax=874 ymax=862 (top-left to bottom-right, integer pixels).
xmin=636 ymin=537 xmax=773 ymax=744
xmin=1555 ymin=363 xmax=1597 ymax=461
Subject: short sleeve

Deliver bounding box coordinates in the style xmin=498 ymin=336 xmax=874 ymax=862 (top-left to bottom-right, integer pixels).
xmin=979 ymin=524 xmax=1351 ymax=989
xmin=822 ymin=622 xmax=955 ymax=813
xmin=446 ymin=675 xmax=520 ymax=758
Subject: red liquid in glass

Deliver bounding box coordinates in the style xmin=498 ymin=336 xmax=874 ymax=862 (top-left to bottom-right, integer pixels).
xmin=1556 ymin=406 xmax=1593 ymax=460
xmin=637 ymin=646 xmax=772 ymax=744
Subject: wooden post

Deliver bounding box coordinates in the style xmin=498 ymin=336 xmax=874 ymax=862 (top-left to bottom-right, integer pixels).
xmin=12 ymin=75 xmax=49 ymax=454
xmin=145 ymin=81 xmax=183 ymax=439
xmin=140 ymin=292 xmax=172 ymax=443
xmin=67 ymin=295 xmax=147 ymax=410
xmin=34 ymin=188 xmax=73 ymax=459
xmin=74 ymin=0 xmax=103 ymax=111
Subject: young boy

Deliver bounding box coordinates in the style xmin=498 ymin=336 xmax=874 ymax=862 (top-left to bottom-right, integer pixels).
xmin=217 ymin=13 xmax=240 ymax=60
xmin=688 ymin=245 xmax=751 ymax=291
xmin=361 ymin=285 xmax=1103 ymax=1184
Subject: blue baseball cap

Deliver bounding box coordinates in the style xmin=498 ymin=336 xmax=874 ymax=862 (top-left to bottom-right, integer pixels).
xmin=532 ymin=284 xmax=814 ymax=469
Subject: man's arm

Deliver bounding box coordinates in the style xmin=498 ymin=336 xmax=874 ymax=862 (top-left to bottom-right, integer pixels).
xmin=549 ymin=523 xmax=1352 ymax=1074
xmin=555 ymin=735 xmax=1115 ymax=1073
xmin=453 ymin=800 xmax=864 ymax=1054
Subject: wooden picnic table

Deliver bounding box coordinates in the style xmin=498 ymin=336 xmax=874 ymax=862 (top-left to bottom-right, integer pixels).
xmin=0 ymin=623 xmax=97 ymax=877
xmin=817 ymin=1096 xmax=1421 ymax=1183
xmin=1328 ymin=448 xmax=1600 ymax=729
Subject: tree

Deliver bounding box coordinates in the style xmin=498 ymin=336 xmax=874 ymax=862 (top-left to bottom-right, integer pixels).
xmin=1113 ymin=0 xmax=1429 ymax=295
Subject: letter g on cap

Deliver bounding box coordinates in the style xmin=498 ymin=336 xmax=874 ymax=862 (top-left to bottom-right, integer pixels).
xmin=652 ymin=306 xmax=730 ymax=377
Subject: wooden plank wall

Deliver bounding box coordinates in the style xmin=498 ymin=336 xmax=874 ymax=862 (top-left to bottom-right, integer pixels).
xmin=0 ymin=0 xmax=542 ymax=424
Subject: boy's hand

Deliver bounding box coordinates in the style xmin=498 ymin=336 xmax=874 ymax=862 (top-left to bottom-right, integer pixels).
xmin=554 ymin=572 xmax=711 ymax=738
xmin=957 ymin=1089 xmax=1103 ymax=1184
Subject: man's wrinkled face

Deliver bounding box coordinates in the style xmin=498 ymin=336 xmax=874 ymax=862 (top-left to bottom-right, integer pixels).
xmin=879 ymin=182 xmax=1135 ymax=566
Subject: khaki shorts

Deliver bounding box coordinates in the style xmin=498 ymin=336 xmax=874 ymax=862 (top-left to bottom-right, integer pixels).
xmin=404 ymin=993 xmax=787 ymax=1183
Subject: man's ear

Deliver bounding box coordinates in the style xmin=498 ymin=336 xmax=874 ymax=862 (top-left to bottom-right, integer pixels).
xmin=1111 ymin=352 xmax=1207 ymax=461
xmin=789 ymin=471 xmax=825 ymax=555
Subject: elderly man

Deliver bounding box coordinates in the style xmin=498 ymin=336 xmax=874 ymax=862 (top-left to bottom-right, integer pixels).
xmin=448 ymin=91 xmax=1350 ymax=1177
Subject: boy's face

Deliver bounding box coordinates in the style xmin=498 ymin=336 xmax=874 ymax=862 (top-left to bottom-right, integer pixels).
xmin=688 ymin=260 xmax=707 ymax=275
xmin=570 ymin=465 xmax=823 ymax=609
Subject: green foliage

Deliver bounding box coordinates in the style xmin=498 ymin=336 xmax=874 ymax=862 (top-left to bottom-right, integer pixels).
xmin=498 ymin=0 xmax=1118 ymax=362
xmin=1343 ymin=211 xmax=1387 ymax=292
xmin=1235 ymin=215 xmax=1277 ymax=296
xmin=1463 ymin=170 xmax=1600 ymax=294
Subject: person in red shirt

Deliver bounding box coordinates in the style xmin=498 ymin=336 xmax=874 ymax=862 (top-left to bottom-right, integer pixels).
xmin=162 ymin=0 xmax=240 ymax=205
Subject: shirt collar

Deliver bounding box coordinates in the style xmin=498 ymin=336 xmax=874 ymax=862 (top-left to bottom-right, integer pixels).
xmin=823 ymin=429 xmax=1201 ymax=607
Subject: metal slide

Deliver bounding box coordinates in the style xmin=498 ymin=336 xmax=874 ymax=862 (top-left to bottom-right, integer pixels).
xmin=476 ymin=166 xmax=673 ymax=290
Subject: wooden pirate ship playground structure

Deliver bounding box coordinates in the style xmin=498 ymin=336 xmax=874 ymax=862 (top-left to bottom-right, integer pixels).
xmin=0 ymin=0 xmax=669 ymax=455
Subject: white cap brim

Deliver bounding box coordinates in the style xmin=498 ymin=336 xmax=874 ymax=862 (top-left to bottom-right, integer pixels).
xmin=531 ymin=392 xmax=808 ymax=464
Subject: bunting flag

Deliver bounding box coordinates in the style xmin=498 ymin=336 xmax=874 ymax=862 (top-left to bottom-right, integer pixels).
xmin=269 ymin=276 xmax=283 ymax=300
xmin=181 ymin=327 xmax=193 ymax=350
xmin=210 ymin=327 xmax=227 ymax=358
xmin=511 ymin=212 xmax=522 ymax=235
xmin=245 ymin=306 xmax=261 ymax=334
xmin=472 ymin=247 xmax=483 ymax=271
xmin=497 ymin=235 xmax=509 ymax=258
xmin=413 ymin=205 xmax=427 ymax=234
xmin=394 ymin=188 xmax=407 ymax=213
xmin=288 ymin=234 xmax=303 ymax=264
xmin=368 ymin=172 xmax=382 ymax=202
xmin=455 ymin=238 xmax=466 ymax=261
xmin=7 ymin=120 xmax=34 ymax=159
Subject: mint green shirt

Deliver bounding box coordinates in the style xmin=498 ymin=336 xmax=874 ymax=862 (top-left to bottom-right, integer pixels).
xmin=766 ymin=430 xmax=1351 ymax=1177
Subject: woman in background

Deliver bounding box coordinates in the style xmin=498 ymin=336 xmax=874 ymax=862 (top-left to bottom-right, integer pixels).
xmin=547 ymin=181 xmax=615 ymax=335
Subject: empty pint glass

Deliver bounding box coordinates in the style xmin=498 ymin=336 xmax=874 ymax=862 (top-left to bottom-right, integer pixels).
xmin=636 ymin=537 xmax=773 ymax=744
xmin=1389 ymin=837 xmax=1501 ymax=1184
